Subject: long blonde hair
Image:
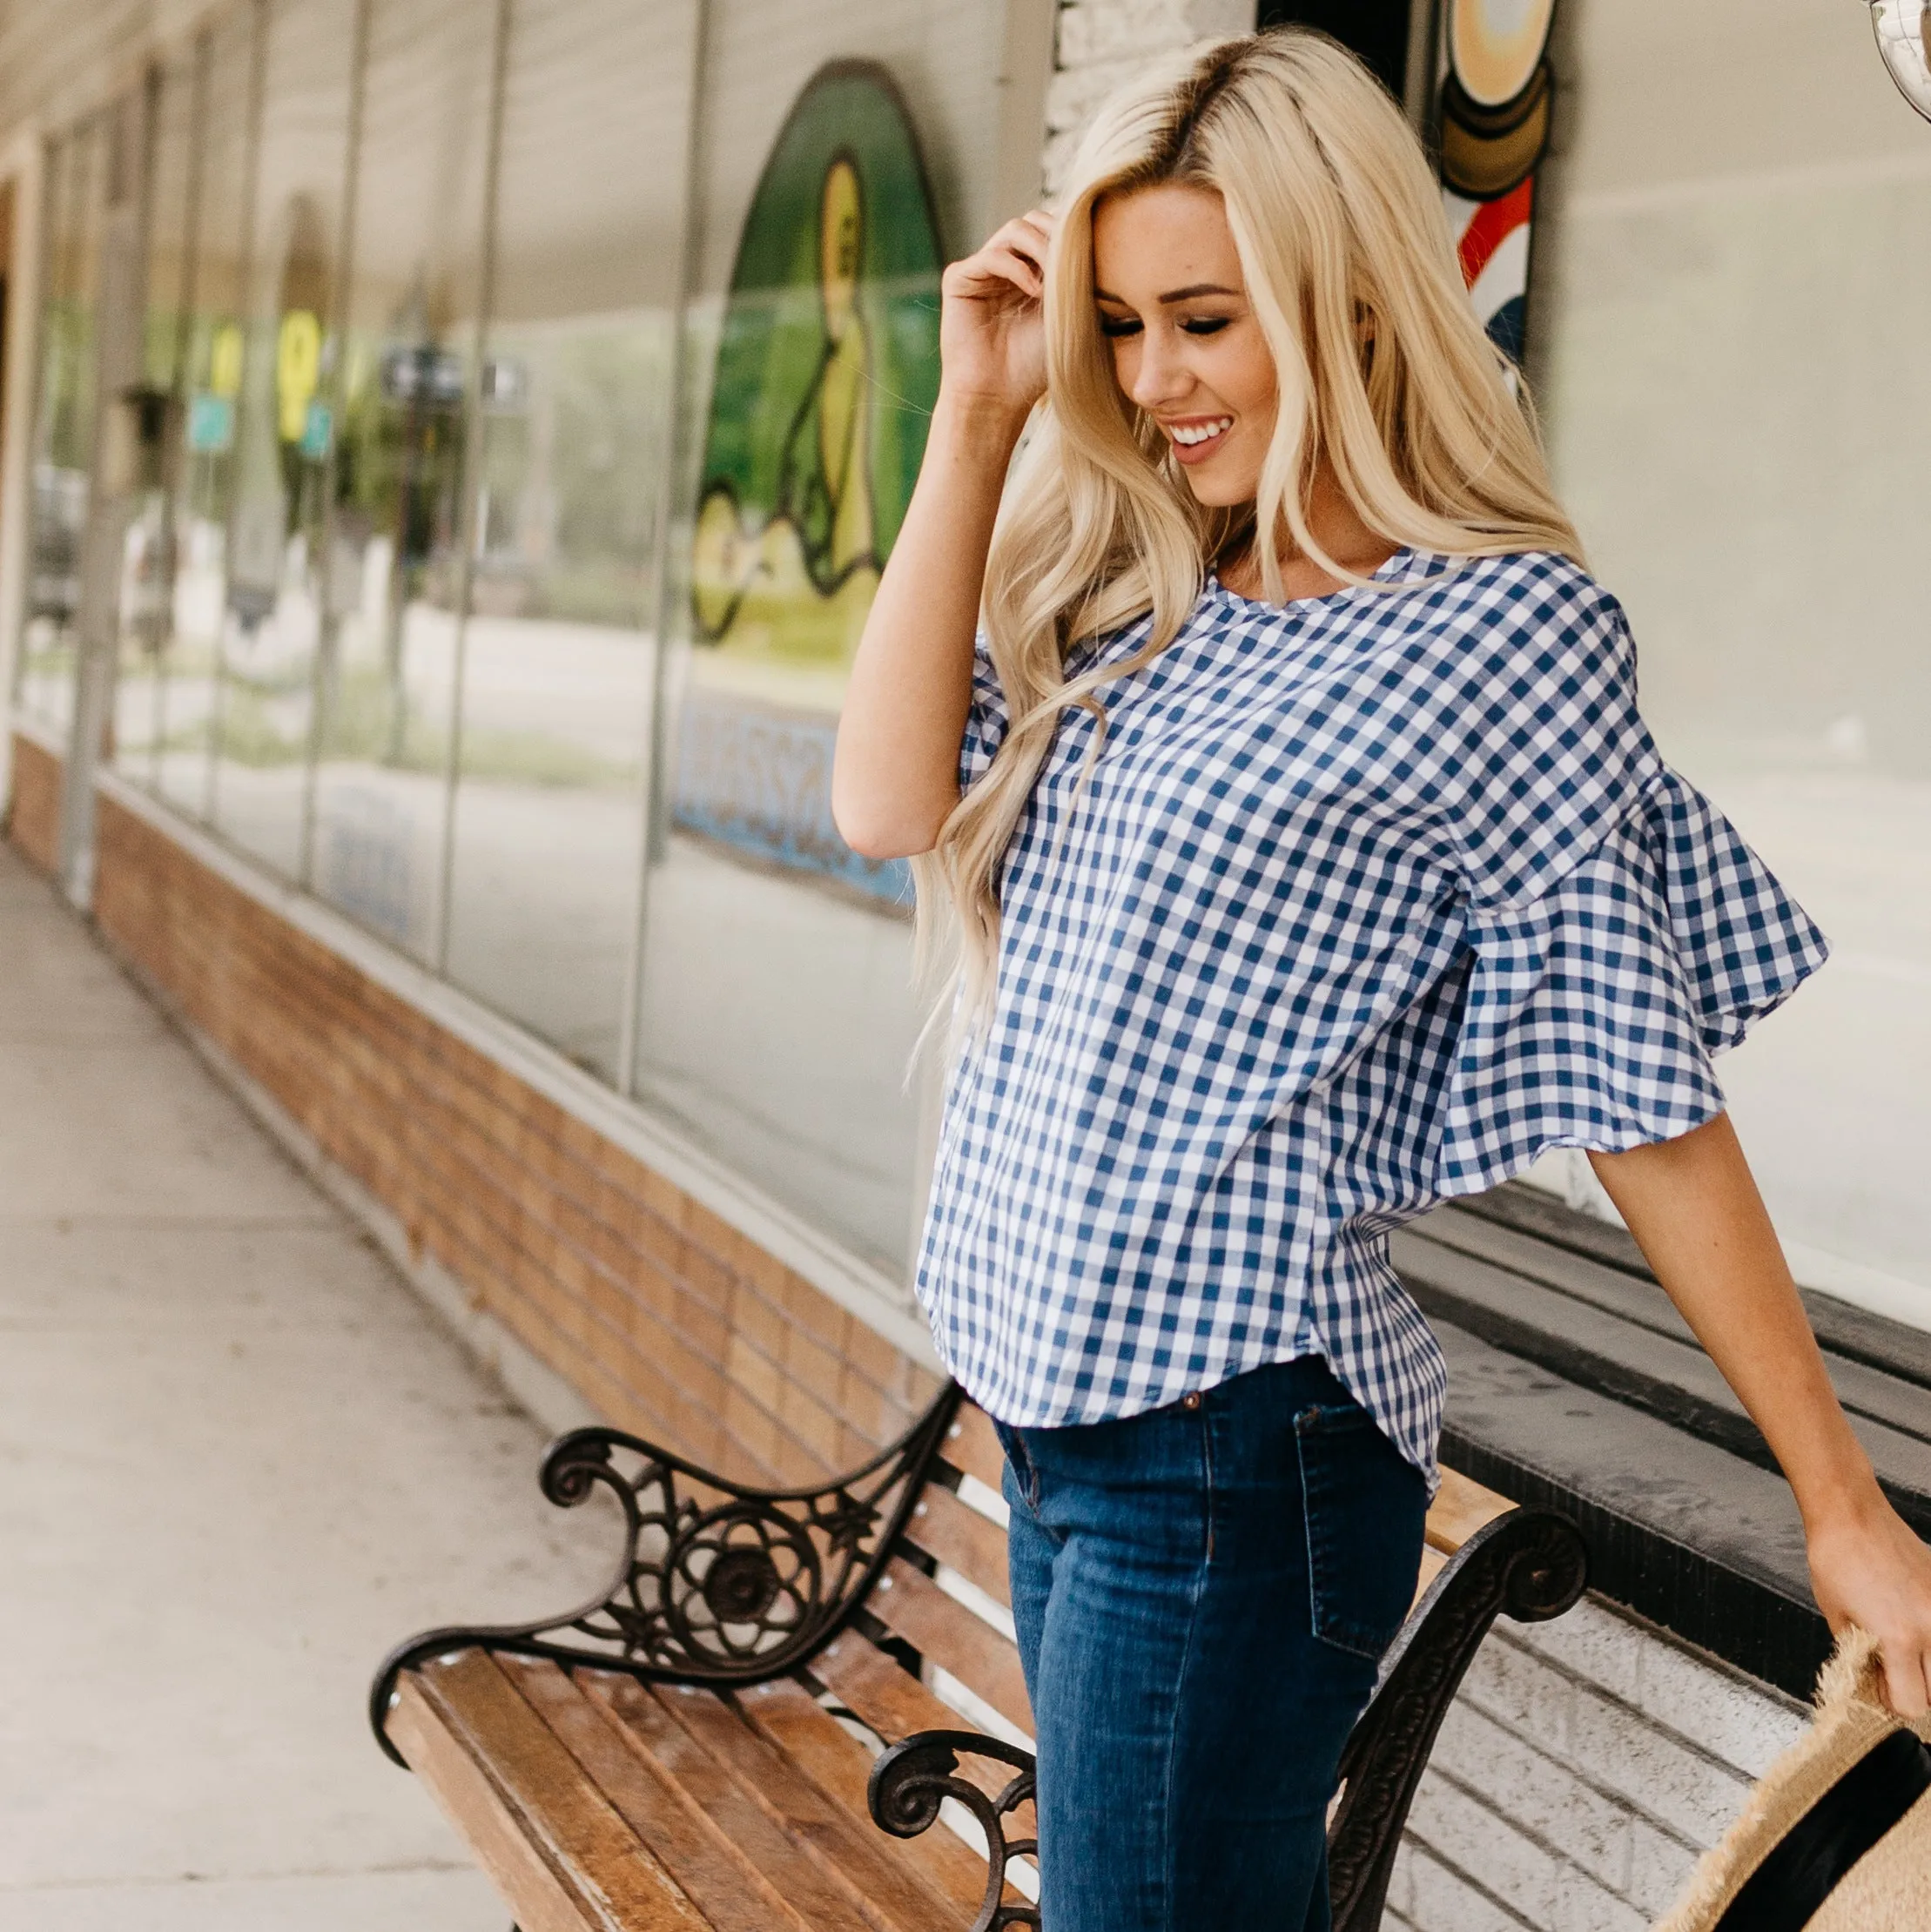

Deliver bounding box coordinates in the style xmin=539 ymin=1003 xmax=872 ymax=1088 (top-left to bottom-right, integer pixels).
xmin=915 ymin=28 xmax=1584 ymax=1039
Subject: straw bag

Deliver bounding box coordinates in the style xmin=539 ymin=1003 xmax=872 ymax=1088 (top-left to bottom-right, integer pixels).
xmin=1656 ymin=1629 xmax=1931 ymax=1930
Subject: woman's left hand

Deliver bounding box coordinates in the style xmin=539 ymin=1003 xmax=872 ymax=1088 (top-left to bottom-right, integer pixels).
xmin=1806 ymin=1484 xmax=1931 ymax=1714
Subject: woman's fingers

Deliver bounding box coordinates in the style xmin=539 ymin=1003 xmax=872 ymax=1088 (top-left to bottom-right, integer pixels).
xmin=947 ymin=241 xmax=1044 ymax=303
xmin=1880 ymin=1637 xmax=1928 ymax=1717
xmin=970 ymin=212 xmax=1053 ymax=284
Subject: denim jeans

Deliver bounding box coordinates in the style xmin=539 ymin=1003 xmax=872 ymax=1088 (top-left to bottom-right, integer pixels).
xmin=994 ymin=1356 xmax=1427 ymax=1932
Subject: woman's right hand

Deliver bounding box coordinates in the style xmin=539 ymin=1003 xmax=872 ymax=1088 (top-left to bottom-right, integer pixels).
xmin=939 ymin=210 xmax=1053 ymax=419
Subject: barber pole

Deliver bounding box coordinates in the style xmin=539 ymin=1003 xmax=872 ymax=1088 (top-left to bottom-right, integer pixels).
xmin=1446 ymin=176 xmax=1534 ymax=364
xmin=1436 ymin=0 xmax=1556 ymax=367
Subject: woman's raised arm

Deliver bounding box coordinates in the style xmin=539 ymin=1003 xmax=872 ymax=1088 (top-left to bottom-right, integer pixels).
xmin=831 ymin=212 xmax=1053 ymax=860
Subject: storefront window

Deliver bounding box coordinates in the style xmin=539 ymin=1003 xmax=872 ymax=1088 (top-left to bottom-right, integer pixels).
xmin=440 ymin=0 xmax=694 ymax=1082
xmin=156 ymin=10 xmax=259 ymax=820
xmin=633 ymin=2 xmax=1019 ymax=1270
xmin=310 ymin=0 xmax=499 ymax=959
xmin=114 ymin=56 xmax=203 ymax=794
xmin=206 ymin=0 xmax=357 ymax=880
xmin=1533 ymin=3 xmax=1931 ymax=1314
xmin=13 ymin=0 xmax=1060 ymax=1287
xmin=17 ymin=124 xmax=106 ymax=737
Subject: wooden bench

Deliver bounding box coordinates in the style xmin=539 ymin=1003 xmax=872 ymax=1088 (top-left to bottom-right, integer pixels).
xmin=370 ymin=1383 xmax=1585 ymax=1932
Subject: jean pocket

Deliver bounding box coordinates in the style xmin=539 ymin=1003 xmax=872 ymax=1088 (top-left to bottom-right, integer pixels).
xmin=1295 ymin=1400 xmax=1427 ymax=1660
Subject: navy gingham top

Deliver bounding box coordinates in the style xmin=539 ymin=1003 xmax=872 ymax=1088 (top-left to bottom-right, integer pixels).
xmin=912 ymin=549 xmax=1827 ymax=1483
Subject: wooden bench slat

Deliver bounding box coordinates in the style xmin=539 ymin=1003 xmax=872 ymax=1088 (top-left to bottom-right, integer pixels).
xmin=649 ymin=1680 xmax=972 ymax=1932
xmin=871 ymin=1558 xmax=1033 ymax=1735
xmin=903 ymin=1482 xmax=1012 ymax=1608
xmin=498 ymin=1659 xmax=824 ymax=1932
xmin=1427 ymin=1467 xmax=1514 ymax=1555
xmin=812 ymin=1629 xmax=1036 ymax=1828
xmin=814 ymin=1631 xmax=1019 ymax=1754
xmin=400 ymin=1655 xmax=710 ymax=1932
xmin=389 ymin=1673 xmax=620 ymax=1932
xmin=738 ymin=1676 xmax=1008 ymax=1920
xmin=574 ymin=1673 xmax=883 ymax=1932
xmin=938 ymin=1404 xmax=1006 ymax=1498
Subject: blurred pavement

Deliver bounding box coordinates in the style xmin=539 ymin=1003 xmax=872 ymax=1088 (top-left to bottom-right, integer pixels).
xmin=0 ymin=840 xmax=609 ymax=1931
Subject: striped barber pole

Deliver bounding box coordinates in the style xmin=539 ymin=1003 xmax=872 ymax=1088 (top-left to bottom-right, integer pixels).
xmin=1445 ymin=176 xmax=1534 ymax=365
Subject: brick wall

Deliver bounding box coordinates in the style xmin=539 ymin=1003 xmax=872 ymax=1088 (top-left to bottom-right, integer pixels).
xmin=1391 ymin=1598 xmax=1806 ymax=1931
xmin=5 ymin=730 xmax=60 ymax=874
xmin=1044 ymin=0 xmax=1254 ymax=189
xmin=72 ymin=778 xmax=939 ymax=1489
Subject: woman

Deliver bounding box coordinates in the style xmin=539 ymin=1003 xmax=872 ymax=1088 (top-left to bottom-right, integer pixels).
xmin=832 ymin=30 xmax=1931 ymax=1932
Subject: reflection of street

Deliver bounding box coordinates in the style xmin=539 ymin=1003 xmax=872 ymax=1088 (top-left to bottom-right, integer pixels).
xmin=636 ymin=835 xmax=924 ymax=1273
xmin=443 ymin=778 xmax=643 ymax=1080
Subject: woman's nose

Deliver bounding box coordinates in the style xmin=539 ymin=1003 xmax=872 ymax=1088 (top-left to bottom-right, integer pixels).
xmin=1128 ymin=327 xmax=1191 ymax=409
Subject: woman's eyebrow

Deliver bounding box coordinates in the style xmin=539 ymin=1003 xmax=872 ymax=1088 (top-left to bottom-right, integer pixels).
xmin=1092 ymin=282 xmax=1240 ymax=306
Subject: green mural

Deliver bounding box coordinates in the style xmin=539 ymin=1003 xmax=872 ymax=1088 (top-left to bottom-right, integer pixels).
xmin=690 ymin=62 xmax=942 ymax=669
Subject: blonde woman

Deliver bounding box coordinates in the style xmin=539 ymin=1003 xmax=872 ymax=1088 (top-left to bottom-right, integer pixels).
xmin=833 ymin=30 xmax=1931 ymax=1931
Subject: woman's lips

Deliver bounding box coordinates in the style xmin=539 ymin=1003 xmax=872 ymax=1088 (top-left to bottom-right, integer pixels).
xmin=1166 ymin=415 xmax=1233 ymax=466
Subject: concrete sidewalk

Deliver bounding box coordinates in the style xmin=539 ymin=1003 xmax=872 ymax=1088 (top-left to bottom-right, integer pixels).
xmin=0 ymin=842 xmax=611 ymax=1930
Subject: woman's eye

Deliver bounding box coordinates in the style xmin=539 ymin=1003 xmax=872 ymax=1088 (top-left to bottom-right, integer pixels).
xmin=1181 ymin=316 xmax=1232 ymax=336
xmin=1098 ymin=315 xmax=1142 ymax=339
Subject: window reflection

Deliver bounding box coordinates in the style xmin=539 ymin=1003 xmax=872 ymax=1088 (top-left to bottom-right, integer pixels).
xmin=18 ymin=125 xmax=105 ymax=739
xmin=310 ymin=0 xmax=497 ymax=959
xmin=441 ymin=0 xmax=693 ymax=1082
xmin=113 ymin=58 xmax=200 ymax=792
xmin=636 ymin=1 xmax=1012 ymax=1270
xmin=206 ymin=0 xmax=356 ymax=880
xmin=156 ymin=13 xmax=257 ymax=820
xmin=17 ymin=0 xmax=1053 ymax=1289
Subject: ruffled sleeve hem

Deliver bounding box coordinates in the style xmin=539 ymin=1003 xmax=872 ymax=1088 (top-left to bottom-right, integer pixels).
xmin=1432 ymin=766 xmax=1828 ymax=1197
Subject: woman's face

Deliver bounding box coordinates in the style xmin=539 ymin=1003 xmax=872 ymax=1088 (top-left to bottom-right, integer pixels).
xmin=1091 ymin=183 xmax=1277 ymax=508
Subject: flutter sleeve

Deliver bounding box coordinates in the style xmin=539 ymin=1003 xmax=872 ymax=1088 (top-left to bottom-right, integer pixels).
xmin=1427 ymin=566 xmax=1828 ymax=1195
xmin=958 ymin=629 xmax=1011 ymax=791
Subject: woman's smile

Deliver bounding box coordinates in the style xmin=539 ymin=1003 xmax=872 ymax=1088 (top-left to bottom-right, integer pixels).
xmin=1163 ymin=413 xmax=1235 ymax=462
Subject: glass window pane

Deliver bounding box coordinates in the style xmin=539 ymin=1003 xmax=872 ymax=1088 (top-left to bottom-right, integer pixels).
xmin=311 ymin=0 xmax=496 ymax=959
xmin=157 ymin=16 xmax=259 ymax=820
xmin=1534 ymin=3 xmax=1931 ymax=1308
xmin=207 ymin=0 xmax=356 ymax=878
xmin=441 ymin=0 xmax=694 ymax=1084
xmin=635 ymin=3 xmax=1019 ymax=1272
xmin=113 ymin=60 xmax=200 ymax=792
xmin=18 ymin=125 xmax=106 ymax=738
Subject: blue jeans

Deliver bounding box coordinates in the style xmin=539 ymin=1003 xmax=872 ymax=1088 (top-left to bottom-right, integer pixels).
xmin=995 ymin=1356 xmax=1427 ymax=1932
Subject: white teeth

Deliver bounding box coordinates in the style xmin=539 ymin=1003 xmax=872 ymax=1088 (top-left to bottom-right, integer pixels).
xmin=1170 ymin=418 xmax=1233 ymax=447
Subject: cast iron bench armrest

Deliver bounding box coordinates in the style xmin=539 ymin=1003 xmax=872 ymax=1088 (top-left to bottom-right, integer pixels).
xmin=368 ymin=1382 xmax=963 ymax=1764
xmin=865 ymin=1498 xmax=1588 ymax=1932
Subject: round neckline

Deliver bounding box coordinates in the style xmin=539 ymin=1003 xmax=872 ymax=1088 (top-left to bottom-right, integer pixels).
xmin=1208 ymin=544 xmax=1417 ymax=612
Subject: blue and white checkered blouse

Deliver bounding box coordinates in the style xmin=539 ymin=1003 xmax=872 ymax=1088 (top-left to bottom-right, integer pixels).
xmin=912 ymin=549 xmax=1827 ymax=1482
